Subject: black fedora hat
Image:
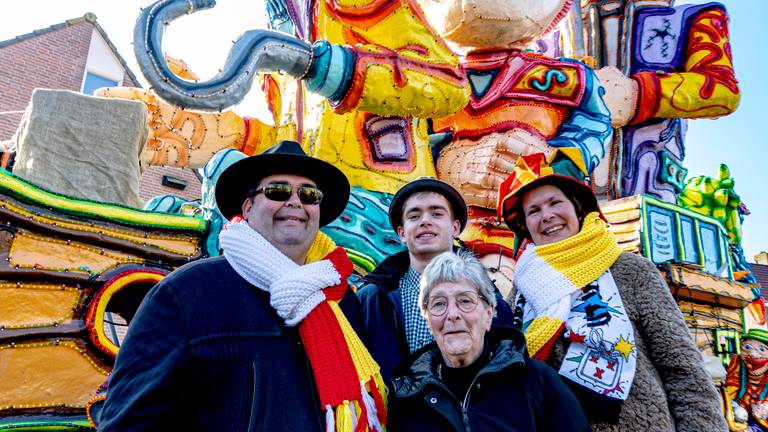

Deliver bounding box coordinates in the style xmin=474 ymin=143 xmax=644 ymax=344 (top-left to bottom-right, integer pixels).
xmin=388 ymin=177 xmax=467 ymax=231
xmin=215 ymin=140 xmax=350 ymax=227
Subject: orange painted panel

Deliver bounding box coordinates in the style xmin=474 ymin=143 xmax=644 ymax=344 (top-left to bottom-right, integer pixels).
xmin=0 ymin=285 xmax=80 ymax=328
xmin=9 ymin=233 xmax=140 ymax=274
xmin=0 ymin=342 xmax=108 ymax=409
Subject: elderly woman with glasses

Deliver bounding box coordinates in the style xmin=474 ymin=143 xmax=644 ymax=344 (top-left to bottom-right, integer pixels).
xmin=388 ymin=250 xmax=590 ymax=431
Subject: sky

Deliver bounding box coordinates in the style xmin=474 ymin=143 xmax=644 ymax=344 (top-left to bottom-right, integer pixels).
xmin=1 ymin=1 xmax=766 ymax=260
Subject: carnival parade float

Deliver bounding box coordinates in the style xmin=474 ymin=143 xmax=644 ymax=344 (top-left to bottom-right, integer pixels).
xmin=0 ymin=0 xmax=763 ymax=429
xmin=0 ymin=88 xmax=208 ymax=429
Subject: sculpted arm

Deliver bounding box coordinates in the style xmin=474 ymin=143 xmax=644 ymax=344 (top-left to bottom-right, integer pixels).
xmin=134 ymin=0 xmax=468 ymax=119
xmin=598 ymin=5 xmax=739 ymax=127
xmin=632 ymin=6 xmax=739 ymax=124
xmin=309 ymin=0 xmax=469 ymax=117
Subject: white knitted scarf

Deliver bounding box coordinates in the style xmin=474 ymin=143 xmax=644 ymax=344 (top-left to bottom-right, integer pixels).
xmin=515 ymin=244 xmax=637 ymax=400
xmin=514 ymin=244 xmax=580 ymax=323
xmin=219 ymin=221 xmax=341 ymax=326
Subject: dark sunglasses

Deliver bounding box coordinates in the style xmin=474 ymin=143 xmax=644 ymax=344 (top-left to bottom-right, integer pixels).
xmin=250 ymin=182 xmax=324 ymax=205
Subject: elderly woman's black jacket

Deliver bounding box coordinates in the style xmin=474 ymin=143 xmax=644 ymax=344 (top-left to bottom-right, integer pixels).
xmin=388 ymin=326 xmax=591 ymax=432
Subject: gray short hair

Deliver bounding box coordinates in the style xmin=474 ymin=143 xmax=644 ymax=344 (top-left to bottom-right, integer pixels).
xmin=419 ymin=250 xmax=497 ymax=315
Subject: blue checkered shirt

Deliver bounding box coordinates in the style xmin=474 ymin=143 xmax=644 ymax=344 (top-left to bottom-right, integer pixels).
xmin=400 ymin=267 xmax=434 ymax=353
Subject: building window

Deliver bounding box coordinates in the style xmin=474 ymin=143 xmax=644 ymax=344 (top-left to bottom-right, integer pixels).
xmin=82 ymin=72 xmax=119 ymax=95
xmin=161 ymin=175 xmax=188 ymax=190
xmin=699 ymin=223 xmax=726 ymax=277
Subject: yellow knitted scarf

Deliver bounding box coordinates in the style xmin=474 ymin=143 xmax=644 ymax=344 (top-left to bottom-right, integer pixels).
xmin=530 ymin=212 xmax=623 ymax=288
xmin=514 ymin=212 xmax=623 ymax=360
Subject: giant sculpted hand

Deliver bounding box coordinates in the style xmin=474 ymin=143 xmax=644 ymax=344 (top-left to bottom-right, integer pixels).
xmin=595 ymin=66 xmax=639 ymax=128
xmin=437 ymin=130 xmax=551 ymax=209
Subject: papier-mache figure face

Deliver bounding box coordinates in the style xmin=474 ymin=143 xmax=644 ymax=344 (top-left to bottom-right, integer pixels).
xmin=742 ymin=338 xmax=768 ymax=376
xmin=421 ymin=0 xmax=572 ymax=51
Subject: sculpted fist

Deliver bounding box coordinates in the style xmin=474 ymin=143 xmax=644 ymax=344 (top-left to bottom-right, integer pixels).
xmin=595 ymin=66 xmax=638 ymax=128
xmin=436 ymin=130 xmax=552 ymax=208
xmin=753 ymin=402 xmax=768 ymax=421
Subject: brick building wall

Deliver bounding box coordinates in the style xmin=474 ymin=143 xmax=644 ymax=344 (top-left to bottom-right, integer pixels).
xmin=139 ymin=166 xmax=203 ymax=204
xmin=1 ymin=16 xmax=199 ymax=209
xmin=0 ymin=21 xmax=93 ymax=139
xmin=123 ymin=70 xmax=138 ymax=88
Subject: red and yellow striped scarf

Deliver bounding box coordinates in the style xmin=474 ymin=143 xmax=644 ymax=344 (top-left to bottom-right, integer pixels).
xmin=302 ymin=234 xmax=387 ymax=431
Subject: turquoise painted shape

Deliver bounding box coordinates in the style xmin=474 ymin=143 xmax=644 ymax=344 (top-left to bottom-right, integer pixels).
xmin=322 ymin=187 xmax=405 ymax=270
xmin=200 ymin=149 xmax=248 ymax=256
xmin=531 ymin=69 xmax=567 ymax=92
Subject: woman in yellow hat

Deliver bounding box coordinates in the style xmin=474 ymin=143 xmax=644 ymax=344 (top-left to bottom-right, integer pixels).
xmin=497 ymin=148 xmax=726 ymax=432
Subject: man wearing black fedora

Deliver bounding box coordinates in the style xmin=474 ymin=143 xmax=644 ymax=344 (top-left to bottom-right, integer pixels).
xmin=98 ymin=141 xmax=387 ymax=431
xmin=356 ymin=177 xmax=513 ymax=384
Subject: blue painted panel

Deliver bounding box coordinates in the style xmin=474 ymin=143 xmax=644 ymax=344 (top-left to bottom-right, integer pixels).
xmin=679 ymin=216 xmax=699 ymax=264
xmin=647 ymin=205 xmax=677 ymax=264
xmin=699 ymin=223 xmax=725 ymax=277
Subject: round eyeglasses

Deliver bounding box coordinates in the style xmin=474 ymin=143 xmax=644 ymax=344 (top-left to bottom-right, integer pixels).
xmin=426 ymin=291 xmax=486 ymax=316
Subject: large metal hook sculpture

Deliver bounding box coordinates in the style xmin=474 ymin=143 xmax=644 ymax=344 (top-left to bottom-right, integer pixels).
xmin=134 ymin=0 xmax=311 ymax=111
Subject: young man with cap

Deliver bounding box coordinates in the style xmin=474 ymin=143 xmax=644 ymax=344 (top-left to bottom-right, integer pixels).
xmin=356 ymin=177 xmax=513 ymax=383
xmin=97 ymin=141 xmax=387 ymax=431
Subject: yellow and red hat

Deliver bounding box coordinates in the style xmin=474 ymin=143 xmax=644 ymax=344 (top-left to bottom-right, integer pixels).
xmin=497 ymin=148 xmax=600 ymax=234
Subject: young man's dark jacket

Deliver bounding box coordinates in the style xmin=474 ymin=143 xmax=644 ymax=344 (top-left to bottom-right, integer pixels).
xmin=388 ymin=326 xmax=591 ymax=432
xmin=356 ymin=249 xmax=514 ymax=383
xmin=97 ymin=255 xmax=363 ymax=431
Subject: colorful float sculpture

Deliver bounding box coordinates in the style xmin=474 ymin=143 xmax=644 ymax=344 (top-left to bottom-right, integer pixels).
xmin=724 ymin=329 xmax=768 ymax=431
xmin=128 ymin=0 xmax=471 ymax=272
xmin=119 ymin=0 xmax=743 ymax=270
xmin=577 ymin=0 xmax=740 ymax=202
xmin=0 ymin=0 xmax=757 ymax=429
